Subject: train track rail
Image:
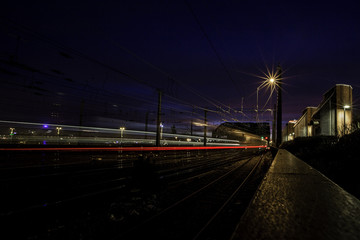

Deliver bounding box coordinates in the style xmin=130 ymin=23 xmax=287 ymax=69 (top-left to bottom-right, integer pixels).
xmin=119 ymin=153 xmax=270 ymax=240
xmin=2 ymin=149 xmax=271 ymax=239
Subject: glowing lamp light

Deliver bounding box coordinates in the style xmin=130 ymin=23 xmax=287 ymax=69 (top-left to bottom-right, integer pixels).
xmin=43 ymin=124 xmax=49 ymax=128
xmin=269 ymin=78 xmax=275 ymax=83
xmin=119 ymin=127 xmax=125 ymax=138
xmin=344 ymin=105 xmax=350 ymax=109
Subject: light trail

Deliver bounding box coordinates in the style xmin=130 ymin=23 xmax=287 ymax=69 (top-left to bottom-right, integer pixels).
xmin=0 ymin=146 xmax=267 ymax=151
xmin=0 ymin=119 xmax=239 ymax=143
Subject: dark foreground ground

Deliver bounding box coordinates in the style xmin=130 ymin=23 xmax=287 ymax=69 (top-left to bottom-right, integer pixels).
xmin=1 ymin=148 xmax=272 ymax=239
xmin=281 ymin=129 xmax=360 ymax=199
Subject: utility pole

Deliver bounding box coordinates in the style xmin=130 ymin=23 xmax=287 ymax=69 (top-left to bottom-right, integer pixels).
xmin=276 ymin=64 xmax=282 ymax=147
xmin=204 ymin=110 xmax=207 ymax=146
xmin=156 ymin=90 xmax=162 ymax=147
xmin=272 ymin=104 xmax=276 ymax=146
xmin=145 ymin=111 xmax=149 ymax=139
xmin=190 ymin=107 xmax=194 ymax=135
xmin=79 ymin=99 xmax=84 ymax=127
xmin=241 ymin=97 xmax=244 ymax=121
xmin=241 ymin=97 xmax=244 ymax=112
xmin=78 ymin=99 xmax=84 ymax=144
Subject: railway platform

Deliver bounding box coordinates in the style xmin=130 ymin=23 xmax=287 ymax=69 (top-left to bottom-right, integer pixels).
xmin=231 ymin=149 xmax=360 ymax=240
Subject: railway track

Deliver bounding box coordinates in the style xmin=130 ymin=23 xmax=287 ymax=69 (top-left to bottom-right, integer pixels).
xmin=1 ymin=149 xmax=272 ymax=239
xmin=119 ymin=152 xmax=272 ymax=240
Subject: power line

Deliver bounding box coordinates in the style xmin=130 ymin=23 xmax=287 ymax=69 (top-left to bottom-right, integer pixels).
xmin=105 ymin=31 xmax=244 ymax=116
xmin=0 ymin=17 xmax=249 ymax=124
xmin=184 ymin=0 xmax=242 ymax=97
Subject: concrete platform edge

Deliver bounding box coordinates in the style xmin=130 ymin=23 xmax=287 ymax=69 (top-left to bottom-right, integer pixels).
xmin=231 ymin=149 xmax=360 ymax=240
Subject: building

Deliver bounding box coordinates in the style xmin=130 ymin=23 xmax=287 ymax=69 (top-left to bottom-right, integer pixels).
xmin=293 ymin=107 xmax=317 ymax=137
xmin=311 ymin=84 xmax=352 ymax=136
xmin=282 ymin=120 xmax=296 ymax=142
xmin=212 ymin=122 xmax=270 ymax=145
xmin=293 ymin=84 xmax=353 ymax=138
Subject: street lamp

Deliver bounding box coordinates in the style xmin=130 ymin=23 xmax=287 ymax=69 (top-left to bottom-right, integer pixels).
xmin=119 ymin=127 xmax=125 ymax=146
xmin=276 ymin=65 xmax=282 ymax=147
xmin=9 ymin=127 xmax=15 ymax=143
xmin=256 ymin=77 xmax=276 ymax=122
xmin=56 ymin=127 xmax=62 ymax=145
xmin=119 ymin=127 xmax=125 ymax=138
xmin=343 ymin=105 xmax=350 ymax=135
xmin=56 ymin=127 xmax=62 ymax=135
xmin=160 ymin=123 xmax=164 ymax=140
xmin=255 ymin=64 xmax=282 ymax=146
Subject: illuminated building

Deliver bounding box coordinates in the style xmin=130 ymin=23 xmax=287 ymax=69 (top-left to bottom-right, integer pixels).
xmin=212 ymin=122 xmax=270 ymax=145
xmin=282 ymin=120 xmax=296 ymax=142
xmin=294 ymin=84 xmax=353 ymax=138
xmin=294 ymin=107 xmax=317 ymax=137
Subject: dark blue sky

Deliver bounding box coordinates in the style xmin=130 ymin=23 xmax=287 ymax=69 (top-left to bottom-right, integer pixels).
xmin=1 ymin=0 xmax=360 ymax=132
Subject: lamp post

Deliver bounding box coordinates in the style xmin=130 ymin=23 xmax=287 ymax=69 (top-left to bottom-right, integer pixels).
xmin=160 ymin=123 xmax=164 ymax=141
xmin=276 ymin=65 xmax=282 ymax=147
xmin=256 ymin=77 xmax=275 ymax=122
xmin=343 ymin=105 xmax=350 ymax=135
xmin=120 ymin=127 xmax=125 ymax=138
xmin=56 ymin=127 xmax=62 ymax=145
xmin=256 ymin=86 xmax=260 ymax=122
xmin=56 ymin=127 xmax=62 ymax=135
xmin=156 ymin=90 xmax=162 ymax=147
xmin=120 ymin=127 xmax=125 ymax=145
xmin=10 ymin=128 xmax=15 ymax=143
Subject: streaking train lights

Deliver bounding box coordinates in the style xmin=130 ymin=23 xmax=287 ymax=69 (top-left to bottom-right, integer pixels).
xmin=0 ymin=146 xmax=266 ymax=152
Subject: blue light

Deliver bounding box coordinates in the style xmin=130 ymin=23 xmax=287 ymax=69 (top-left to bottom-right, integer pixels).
xmin=43 ymin=124 xmax=48 ymax=128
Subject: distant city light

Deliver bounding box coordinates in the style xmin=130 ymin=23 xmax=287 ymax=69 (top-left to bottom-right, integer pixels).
xmin=43 ymin=124 xmax=49 ymax=128
xmin=344 ymin=105 xmax=350 ymax=109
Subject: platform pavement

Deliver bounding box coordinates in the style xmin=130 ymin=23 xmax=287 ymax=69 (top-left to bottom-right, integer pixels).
xmin=231 ymin=149 xmax=360 ymax=240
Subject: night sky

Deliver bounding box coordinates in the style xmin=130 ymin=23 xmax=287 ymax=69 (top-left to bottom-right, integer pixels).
xmin=1 ymin=1 xmax=360 ymax=133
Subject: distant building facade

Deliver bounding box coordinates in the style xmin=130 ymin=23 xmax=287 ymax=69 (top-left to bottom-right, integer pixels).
xmin=293 ymin=107 xmax=317 ymax=137
xmin=282 ymin=120 xmax=296 ymax=142
xmin=292 ymin=84 xmax=353 ymax=139
xmin=212 ymin=122 xmax=269 ymax=145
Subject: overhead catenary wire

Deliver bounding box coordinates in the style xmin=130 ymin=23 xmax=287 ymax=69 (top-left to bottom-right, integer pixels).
xmin=0 ymin=17 xmax=250 ymax=125
xmin=104 ymin=32 xmax=245 ymax=118
xmin=184 ymin=0 xmax=242 ymax=97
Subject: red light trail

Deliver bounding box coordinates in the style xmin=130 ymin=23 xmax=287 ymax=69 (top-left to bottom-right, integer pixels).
xmin=0 ymin=146 xmax=266 ymax=152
